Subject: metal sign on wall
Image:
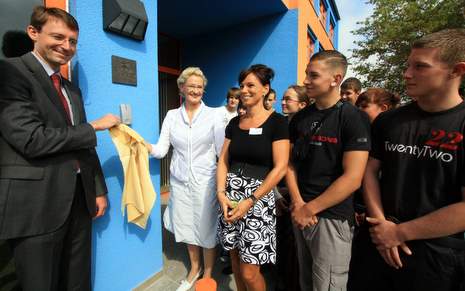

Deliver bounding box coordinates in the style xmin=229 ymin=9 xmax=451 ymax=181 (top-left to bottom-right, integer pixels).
xmin=112 ymin=55 xmax=137 ymax=86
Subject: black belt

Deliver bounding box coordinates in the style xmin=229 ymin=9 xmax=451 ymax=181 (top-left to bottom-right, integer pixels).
xmin=229 ymin=162 xmax=269 ymax=180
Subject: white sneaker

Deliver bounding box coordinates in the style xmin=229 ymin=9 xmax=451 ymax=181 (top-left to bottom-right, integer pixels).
xmin=176 ymin=270 xmax=202 ymax=291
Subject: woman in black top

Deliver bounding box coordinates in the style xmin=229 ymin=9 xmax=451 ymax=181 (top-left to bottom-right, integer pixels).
xmin=217 ymin=64 xmax=289 ymax=291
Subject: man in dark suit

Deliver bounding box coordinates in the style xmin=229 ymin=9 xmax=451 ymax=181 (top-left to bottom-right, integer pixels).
xmin=0 ymin=6 xmax=120 ymax=291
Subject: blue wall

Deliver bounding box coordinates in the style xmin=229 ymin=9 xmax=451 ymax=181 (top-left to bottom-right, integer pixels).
xmin=182 ymin=11 xmax=299 ymax=111
xmin=70 ymin=0 xmax=162 ymax=290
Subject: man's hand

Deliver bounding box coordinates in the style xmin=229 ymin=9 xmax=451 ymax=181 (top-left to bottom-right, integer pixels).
xmin=290 ymin=198 xmax=306 ymax=212
xmin=94 ymin=195 xmax=108 ymax=219
xmin=291 ymin=203 xmax=318 ymax=229
xmin=367 ymin=217 xmax=412 ymax=268
xmin=90 ymin=114 xmax=121 ymax=131
xmin=367 ymin=217 xmax=406 ymax=248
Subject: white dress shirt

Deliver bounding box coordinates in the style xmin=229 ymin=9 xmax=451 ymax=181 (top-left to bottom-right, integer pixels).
xmin=31 ymin=52 xmax=75 ymax=125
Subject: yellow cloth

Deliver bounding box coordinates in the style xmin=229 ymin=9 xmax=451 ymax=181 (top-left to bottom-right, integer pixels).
xmin=110 ymin=124 xmax=156 ymax=229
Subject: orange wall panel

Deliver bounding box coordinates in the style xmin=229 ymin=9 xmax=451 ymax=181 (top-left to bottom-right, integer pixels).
xmin=44 ymin=0 xmax=66 ymax=10
xmin=282 ymin=0 xmax=299 ymax=9
xmin=296 ymin=0 xmax=335 ymax=83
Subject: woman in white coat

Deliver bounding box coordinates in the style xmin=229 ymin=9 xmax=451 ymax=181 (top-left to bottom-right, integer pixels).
xmin=146 ymin=67 xmax=218 ymax=291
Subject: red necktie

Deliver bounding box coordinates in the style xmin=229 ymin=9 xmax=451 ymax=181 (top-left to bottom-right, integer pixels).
xmin=51 ymin=73 xmax=72 ymax=124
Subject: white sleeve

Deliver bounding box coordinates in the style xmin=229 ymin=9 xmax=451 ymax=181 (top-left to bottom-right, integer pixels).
xmin=213 ymin=114 xmax=225 ymax=158
xmin=150 ymin=111 xmax=172 ymax=159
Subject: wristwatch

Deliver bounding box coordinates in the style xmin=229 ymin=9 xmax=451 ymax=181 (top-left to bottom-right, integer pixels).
xmin=248 ymin=194 xmax=258 ymax=204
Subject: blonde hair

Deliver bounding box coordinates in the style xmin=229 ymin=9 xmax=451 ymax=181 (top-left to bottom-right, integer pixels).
xmin=177 ymin=67 xmax=207 ymax=88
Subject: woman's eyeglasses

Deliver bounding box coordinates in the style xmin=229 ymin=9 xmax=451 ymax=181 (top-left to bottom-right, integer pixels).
xmin=281 ymin=96 xmax=300 ymax=103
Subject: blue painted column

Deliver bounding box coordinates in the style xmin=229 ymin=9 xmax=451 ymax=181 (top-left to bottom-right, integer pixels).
xmin=69 ymin=0 xmax=163 ymax=290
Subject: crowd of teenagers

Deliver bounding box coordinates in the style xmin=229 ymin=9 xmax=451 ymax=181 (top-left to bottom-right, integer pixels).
xmin=1 ymin=6 xmax=464 ymax=291
xmin=147 ymin=28 xmax=465 ymax=291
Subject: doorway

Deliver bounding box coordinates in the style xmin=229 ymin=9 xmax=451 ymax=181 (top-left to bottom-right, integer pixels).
xmin=157 ymin=33 xmax=181 ymax=192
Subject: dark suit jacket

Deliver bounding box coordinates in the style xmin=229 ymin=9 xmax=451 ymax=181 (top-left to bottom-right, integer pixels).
xmin=0 ymin=52 xmax=107 ymax=239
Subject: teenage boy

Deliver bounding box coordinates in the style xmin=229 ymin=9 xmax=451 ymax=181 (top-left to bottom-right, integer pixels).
xmin=286 ymin=50 xmax=370 ymax=290
xmin=264 ymin=88 xmax=277 ymax=111
xmin=359 ymin=29 xmax=465 ymax=291
xmin=214 ymin=87 xmax=240 ymax=155
xmin=0 ymin=6 xmax=120 ymax=291
xmin=340 ymin=77 xmax=362 ymax=105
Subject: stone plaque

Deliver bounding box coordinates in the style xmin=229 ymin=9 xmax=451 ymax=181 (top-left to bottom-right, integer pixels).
xmin=112 ymin=55 xmax=137 ymax=86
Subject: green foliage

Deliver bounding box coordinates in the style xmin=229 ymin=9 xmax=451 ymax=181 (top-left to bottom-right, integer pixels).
xmin=351 ymin=0 xmax=465 ymax=98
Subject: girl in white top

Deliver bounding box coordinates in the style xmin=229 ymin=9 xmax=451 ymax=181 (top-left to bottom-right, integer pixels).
xmin=146 ymin=67 xmax=218 ymax=291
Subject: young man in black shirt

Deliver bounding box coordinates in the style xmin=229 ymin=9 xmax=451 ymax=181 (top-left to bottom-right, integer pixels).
xmin=287 ymin=50 xmax=370 ymax=290
xmin=360 ymin=29 xmax=465 ymax=291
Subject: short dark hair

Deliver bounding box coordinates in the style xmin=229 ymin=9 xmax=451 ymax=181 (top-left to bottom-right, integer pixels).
xmin=355 ymin=88 xmax=400 ymax=109
xmin=268 ymin=88 xmax=276 ymax=99
xmin=226 ymin=87 xmax=241 ymax=100
xmin=30 ymin=6 xmax=79 ymax=32
xmin=341 ymin=77 xmax=362 ymax=92
xmin=310 ymin=50 xmax=348 ymax=77
xmin=238 ymin=64 xmax=275 ymax=98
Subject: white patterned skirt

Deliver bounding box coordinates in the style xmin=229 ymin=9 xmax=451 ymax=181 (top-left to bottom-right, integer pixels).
xmin=217 ymin=172 xmax=276 ymax=265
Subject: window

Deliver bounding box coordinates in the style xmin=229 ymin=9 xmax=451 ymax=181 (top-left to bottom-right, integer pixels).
xmin=1 ymin=0 xmax=41 ymax=59
xmin=307 ymin=28 xmax=318 ymax=60
xmin=307 ymin=33 xmax=315 ymax=59
xmin=329 ymin=21 xmax=335 ymax=42
xmin=319 ymin=0 xmax=327 ymax=27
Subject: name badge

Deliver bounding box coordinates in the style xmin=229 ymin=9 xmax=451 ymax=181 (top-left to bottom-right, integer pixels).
xmin=249 ymin=128 xmax=263 ymax=135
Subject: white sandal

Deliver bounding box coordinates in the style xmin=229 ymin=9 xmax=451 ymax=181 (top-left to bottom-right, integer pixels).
xmin=176 ymin=269 xmax=202 ymax=291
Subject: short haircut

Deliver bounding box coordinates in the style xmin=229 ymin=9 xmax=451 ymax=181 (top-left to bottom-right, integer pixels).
xmin=310 ymin=50 xmax=348 ymax=77
xmin=30 ymin=6 xmax=79 ymax=32
xmin=269 ymin=88 xmax=276 ymax=99
xmin=288 ymin=85 xmax=310 ymax=105
xmin=412 ymin=28 xmax=465 ymax=67
xmin=355 ymin=88 xmax=400 ymax=110
xmin=341 ymin=77 xmax=362 ymax=92
xmin=177 ymin=67 xmax=207 ymax=88
xmin=237 ymin=100 xmax=246 ymax=113
xmin=226 ymin=87 xmax=241 ymax=100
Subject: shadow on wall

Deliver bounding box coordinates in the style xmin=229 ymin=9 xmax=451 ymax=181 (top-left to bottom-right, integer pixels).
xmin=182 ymin=12 xmax=289 ymax=107
xmin=91 ymin=155 xmax=160 ymax=285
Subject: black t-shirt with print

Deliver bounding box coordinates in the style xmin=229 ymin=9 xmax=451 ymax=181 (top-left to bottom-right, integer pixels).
xmin=371 ymin=101 xmax=465 ymax=227
xmin=226 ymin=111 xmax=289 ymax=169
xmin=289 ymin=101 xmax=371 ymax=221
